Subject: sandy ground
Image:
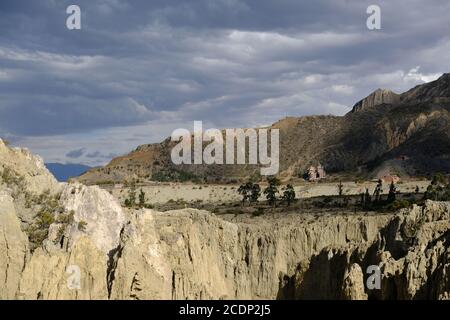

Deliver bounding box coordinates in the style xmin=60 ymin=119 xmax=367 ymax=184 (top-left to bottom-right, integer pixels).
xmin=104 ymin=180 xmax=431 ymax=205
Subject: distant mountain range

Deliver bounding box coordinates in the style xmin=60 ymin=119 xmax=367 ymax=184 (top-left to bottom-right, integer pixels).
xmin=45 ymin=163 xmax=91 ymax=182
xmin=78 ymin=73 xmax=450 ymax=184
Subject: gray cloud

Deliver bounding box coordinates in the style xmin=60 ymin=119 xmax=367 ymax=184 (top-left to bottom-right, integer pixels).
xmin=65 ymin=148 xmax=85 ymax=159
xmin=86 ymin=151 xmax=117 ymax=159
xmin=0 ymin=0 xmax=449 ymax=165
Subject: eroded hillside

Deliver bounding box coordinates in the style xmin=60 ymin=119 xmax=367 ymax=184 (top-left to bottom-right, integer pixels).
xmin=1 ymin=140 xmax=449 ymax=300
xmin=78 ymin=74 xmax=450 ymax=184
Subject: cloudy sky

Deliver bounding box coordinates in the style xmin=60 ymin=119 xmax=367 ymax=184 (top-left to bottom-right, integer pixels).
xmin=0 ymin=0 xmax=448 ymax=166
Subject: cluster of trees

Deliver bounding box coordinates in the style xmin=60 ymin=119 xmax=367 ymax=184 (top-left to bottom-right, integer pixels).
xmin=424 ymin=173 xmax=450 ymax=201
xmin=360 ymin=179 xmax=398 ymax=210
xmin=124 ymin=184 xmax=152 ymax=208
xmin=238 ymin=177 xmax=296 ymax=207
xmin=359 ymin=173 xmax=450 ymax=211
xmin=237 ymin=181 xmax=261 ymax=205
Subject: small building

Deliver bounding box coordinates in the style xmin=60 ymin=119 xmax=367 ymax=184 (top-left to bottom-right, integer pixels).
xmin=381 ymin=174 xmax=400 ymax=184
xmin=306 ymin=163 xmax=326 ymax=181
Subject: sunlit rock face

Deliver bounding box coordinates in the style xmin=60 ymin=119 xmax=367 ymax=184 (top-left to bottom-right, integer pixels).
xmin=58 ymin=182 xmax=127 ymax=255
xmin=0 ymin=191 xmax=29 ymax=299
xmin=0 ymin=138 xmax=60 ymax=195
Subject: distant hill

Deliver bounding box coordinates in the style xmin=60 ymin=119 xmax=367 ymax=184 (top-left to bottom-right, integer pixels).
xmin=78 ymin=73 xmax=450 ymax=184
xmin=45 ymin=163 xmax=91 ymax=182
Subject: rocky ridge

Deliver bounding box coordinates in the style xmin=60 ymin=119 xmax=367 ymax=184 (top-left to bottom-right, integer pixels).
xmin=78 ymin=73 xmax=450 ymax=184
xmin=351 ymin=88 xmax=400 ymax=113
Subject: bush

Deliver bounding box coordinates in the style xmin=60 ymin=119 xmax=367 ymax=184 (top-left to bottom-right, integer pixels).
xmin=138 ymin=189 xmax=146 ymax=207
xmin=424 ymin=174 xmax=450 ymax=201
xmin=388 ymin=199 xmax=410 ymax=211
xmin=96 ymin=180 xmax=115 ymax=185
xmin=78 ymin=220 xmax=88 ymax=232
xmin=0 ymin=167 xmax=26 ymax=189
xmin=253 ymin=207 xmax=264 ymax=216
xmin=37 ymin=211 xmax=55 ymax=229
xmin=56 ymin=210 xmax=75 ymax=224
xmin=151 ymin=169 xmax=200 ymax=183
xmin=322 ymin=196 xmax=333 ymax=204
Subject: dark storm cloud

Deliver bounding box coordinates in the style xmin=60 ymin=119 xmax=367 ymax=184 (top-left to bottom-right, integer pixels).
xmin=0 ymin=0 xmax=449 ymax=164
xmin=66 ymin=148 xmax=85 ymax=158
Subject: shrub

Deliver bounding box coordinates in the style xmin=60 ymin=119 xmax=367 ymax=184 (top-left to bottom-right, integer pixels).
xmin=151 ymin=169 xmax=200 ymax=183
xmin=388 ymin=199 xmax=410 ymax=211
xmin=138 ymin=189 xmax=146 ymax=207
xmin=37 ymin=211 xmax=55 ymax=229
xmin=78 ymin=220 xmax=88 ymax=232
xmin=322 ymin=196 xmax=333 ymax=204
xmin=253 ymin=207 xmax=264 ymax=216
xmin=56 ymin=210 xmax=75 ymax=224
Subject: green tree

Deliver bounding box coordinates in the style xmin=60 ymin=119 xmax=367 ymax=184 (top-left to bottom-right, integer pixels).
xmin=363 ymin=188 xmax=371 ymax=209
xmin=424 ymin=174 xmax=450 ymax=201
xmin=125 ymin=184 xmax=136 ymax=207
xmin=238 ymin=182 xmax=251 ymax=205
xmin=387 ymin=181 xmax=397 ymax=203
xmin=282 ymin=184 xmax=296 ymax=206
xmin=263 ymin=177 xmax=280 ymax=207
xmin=424 ymin=184 xmax=435 ymax=200
xmin=337 ymin=181 xmax=344 ymax=196
xmin=250 ymin=183 xmax=261 ymax=203
xmin=431 ymin=173 xmax=446 ymax=185
xmin=138 ymin=189 xmax=146 ymax=207
xmin=373 ymin=179 xmax=383 ymax=203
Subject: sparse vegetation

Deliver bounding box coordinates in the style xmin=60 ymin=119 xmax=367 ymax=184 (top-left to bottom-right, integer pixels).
xmin=151 ymin=169 xmax=200 ymax=183
xmin=138 ymin=189 xmax=146 ymax=207
xmin=362 ymin=188 xmax=371 ymax=209
xmin=282 ymin=184 xmax=296 ymax=206
xmin=1 ymin=167 xmax=26 ymax=191
xmin=263 ymin=177 xmax=280 ymax=207
xmin=22 ymin=189 xmax=70 ymax=251
xmin=253 ymin=207 xmax=264 ymax=216
xmin=387 ymin=199 xmax=411 ymax=211
xmin=424 ymin=173 xmax=450 ymax=201
xmin=237 ymin=181 xmax=261 ymax=205
xmin=124 ymin=184 xmax=137 ymax=207
xmin=387 ymin=182 xmax=397 ymax=203
xmin=96 ymin=180 xmax=115 ymax=185
xmin=373 ymin=179 xmax=383 ymax=204
xmin=237 ymin=182 xmax=251 ymax=205
xmin=78 ymin=220 xmax=88 ymax=232
xmin=250 ymin=183 xmax=261 ymax=203
xmin=337 ymin=181 xmax=344 ymax=197
xmin=124 ymin=186 xmax=154 ymax=209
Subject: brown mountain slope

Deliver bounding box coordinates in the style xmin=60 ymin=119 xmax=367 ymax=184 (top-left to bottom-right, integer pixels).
xmin=78 ymin=74 xmax=450 ymax=184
